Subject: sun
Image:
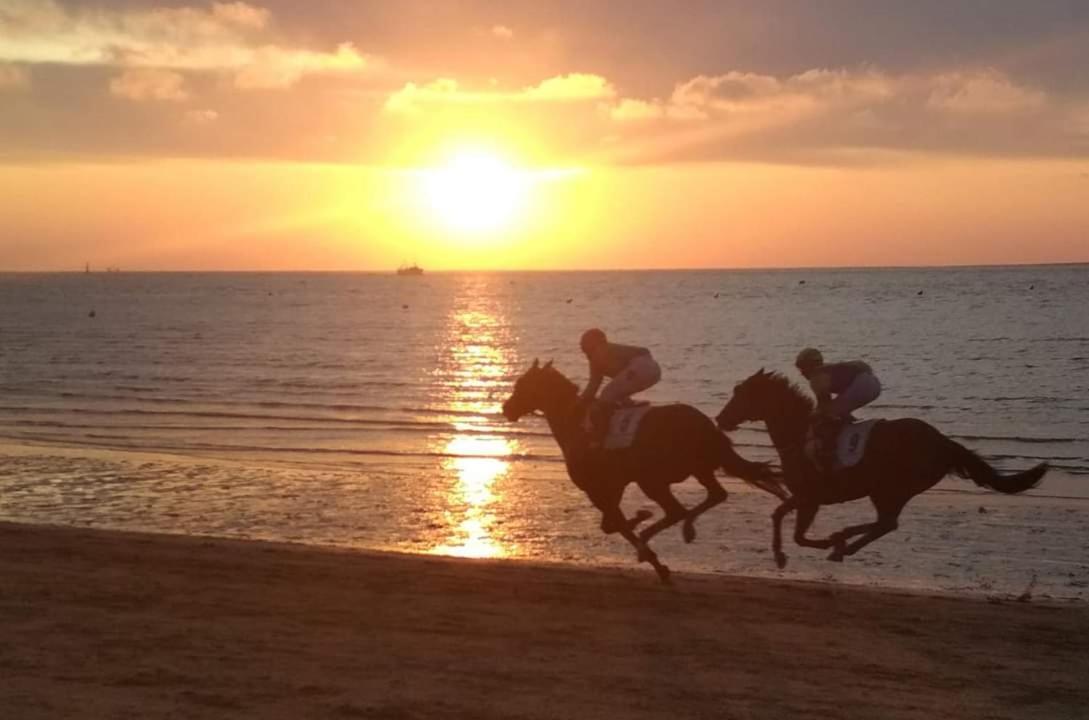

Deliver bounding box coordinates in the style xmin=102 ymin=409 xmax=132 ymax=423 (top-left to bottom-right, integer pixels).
xmin=419 ymin=148 xmax=530 ymax=234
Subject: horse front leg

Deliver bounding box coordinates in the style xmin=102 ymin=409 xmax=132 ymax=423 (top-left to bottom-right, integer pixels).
xmin=771 ymin=496 xmax=799 ymax=569
xmin=792 ymin=503 xmax=837 ymax=551
xmin=602 ymin=509 xmax=672 ymax=584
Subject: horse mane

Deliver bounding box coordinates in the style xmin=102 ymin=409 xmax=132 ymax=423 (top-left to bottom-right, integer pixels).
xmin=540 ymin=364 xmax=580 ymax=398
xmin=758 ymin=371 xmax=816 ymax=417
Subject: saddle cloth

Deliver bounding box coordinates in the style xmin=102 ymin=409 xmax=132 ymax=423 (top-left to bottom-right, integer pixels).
xmin=806 ymin=418 xmax=881 ymax=470
xmin=602 ymin=403 xmax=654 ymax=450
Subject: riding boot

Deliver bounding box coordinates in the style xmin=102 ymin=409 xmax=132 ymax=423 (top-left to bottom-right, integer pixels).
xmin=588 ymin=401 xmax=613 ymax=449
xmin=814 ymin=417 xmax=840 ymax=474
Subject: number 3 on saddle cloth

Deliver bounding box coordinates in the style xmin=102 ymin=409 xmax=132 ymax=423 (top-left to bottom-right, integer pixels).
xmin=583 ymin=400 xmax=655 ymax=451
xmin=805 ymin=416 xmax=882 ymax=475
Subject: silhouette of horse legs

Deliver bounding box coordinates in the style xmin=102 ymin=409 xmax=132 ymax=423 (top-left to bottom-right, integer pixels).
xmin=681 ymin=472 xmax=729 ymax=544
xmin=601 ymin=507 xmax=672 ymax=583
xmin=636 ymin=486 xmax=689 ymax=544
xmin=772 ymin=498 xmax=841 ymax=568
xmin=771 ymin=496 xmax=798 ymax=568
xmin=827 ymin=520 xmax=878 ymax=547
xmin=792 ymin=504 xmax=837 ymax=551
xmin=828 ymin=498 xmax=906 ymax=561
xmin=637 ymin=472 xmax=729 ymax=545
xmin=602 ymin=509 xmax=653 ymax=533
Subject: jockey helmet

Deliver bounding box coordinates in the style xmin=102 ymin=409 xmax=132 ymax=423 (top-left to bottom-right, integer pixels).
xmin=795 ymin=347 xmax=824 ymax=370
xmin=580 ymin=328 xmax=607 ymax=353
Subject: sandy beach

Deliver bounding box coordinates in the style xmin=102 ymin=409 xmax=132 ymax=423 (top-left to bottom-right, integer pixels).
xmin=2 ymin=522 xmax=1087 ymax=719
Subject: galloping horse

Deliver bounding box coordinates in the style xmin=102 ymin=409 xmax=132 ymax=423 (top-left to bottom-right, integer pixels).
xmin=716 ymin=369 xmax=1048 ymax=567
xmin=503 ymin=360 xmax=783 ymax=583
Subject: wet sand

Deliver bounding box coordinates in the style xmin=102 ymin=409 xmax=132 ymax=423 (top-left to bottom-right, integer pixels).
xmin=1 ymin=522 xmax=1087 ymax=720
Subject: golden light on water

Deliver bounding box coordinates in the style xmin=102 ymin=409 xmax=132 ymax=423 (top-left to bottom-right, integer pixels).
xmin=429 ymin=285 xmax=518 ymax=559
xmin=431 ymin=435 xmax=513 ymax=559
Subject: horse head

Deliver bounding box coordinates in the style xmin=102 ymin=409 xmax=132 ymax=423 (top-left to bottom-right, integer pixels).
xmin=716 ymin=368 xmax=774 ymax=430
xmin=502 ymin=359 xmax=575 ymax=421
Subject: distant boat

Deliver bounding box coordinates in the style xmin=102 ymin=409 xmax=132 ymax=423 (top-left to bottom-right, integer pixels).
xmin=396 ymin=263 xmax=424 ymax=276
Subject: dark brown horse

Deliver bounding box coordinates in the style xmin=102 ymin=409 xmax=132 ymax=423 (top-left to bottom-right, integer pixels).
xmin=503 ymin=360 xmax=784 ymax=583
xmin=715 ymin=369 xmax=1048 ymax=568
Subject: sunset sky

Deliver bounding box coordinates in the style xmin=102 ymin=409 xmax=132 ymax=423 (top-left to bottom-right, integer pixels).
xmin=2 ymin=0 xmax=1088 ymax=270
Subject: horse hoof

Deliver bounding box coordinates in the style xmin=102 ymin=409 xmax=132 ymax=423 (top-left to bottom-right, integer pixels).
xmin=827 ymin=552 xmax=844 ymax=563
xmin=634 ymin=510 xmax=652 ymax=524
xmin=682 ymin=523 xmax=696 ymax=544
xmin=657 ymin=565 xmax=673 ymax=585
xmin=775 ymin=553 xmax=788 ymax=569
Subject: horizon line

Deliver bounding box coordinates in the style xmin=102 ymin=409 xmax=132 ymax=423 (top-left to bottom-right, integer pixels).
xmin=4 ymin=260 xmax=1089 ymax=274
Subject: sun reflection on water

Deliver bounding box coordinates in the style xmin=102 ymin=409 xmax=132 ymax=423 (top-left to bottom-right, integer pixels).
xmin=429 ymin=285 xmax=519 ymax=559
xmin=431 ymin=435 xmax=513 ymax=558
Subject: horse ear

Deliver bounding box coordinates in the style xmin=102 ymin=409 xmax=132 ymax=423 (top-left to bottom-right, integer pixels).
xmin=532 ymin=358 xmax=539 ymax=369
xmin=544 ymin=359 xmax=553 ymax=369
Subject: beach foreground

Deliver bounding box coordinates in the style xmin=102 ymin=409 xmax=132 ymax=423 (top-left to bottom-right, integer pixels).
xmin=1 ymin=523 xmax=1087 ymax=719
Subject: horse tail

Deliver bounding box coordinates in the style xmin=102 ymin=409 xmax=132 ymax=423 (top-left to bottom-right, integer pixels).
xmin=947 ymin=440 xmax=1048 ymax=494
xmin=718 ymin=433 xmax=788 ymax=499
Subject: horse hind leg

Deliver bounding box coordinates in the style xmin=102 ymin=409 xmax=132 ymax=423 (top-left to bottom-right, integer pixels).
xmin=828 ymin=521 xmax=878 ymax=547
xmin=828 ymin=503 xmax=904 ymax=561
xmin=637 ymin=486 xmax=689 ymax=544
xmin=679 ymin=471 xmax=729 ymax=544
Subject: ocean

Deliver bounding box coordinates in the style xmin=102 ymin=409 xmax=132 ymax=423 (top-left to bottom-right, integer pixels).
xmin=2 ymin=266 xmax=1088 ymax=598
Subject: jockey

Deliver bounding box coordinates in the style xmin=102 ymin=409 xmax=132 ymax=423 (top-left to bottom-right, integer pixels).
xmin=579 ymin=328 xmax=661 ymax=441
xmin=795 ymin=348 xmax=882 ymax=469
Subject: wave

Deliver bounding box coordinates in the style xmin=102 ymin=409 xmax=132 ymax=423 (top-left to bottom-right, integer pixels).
xmin=0 ymin=432 xmax=565 ymax=465
xmin=5 ymin=389 xmax=508 ymax=421
xmin=0 ymin=418 xmax=554 ymax=440
xmin=950 ymin=433 xmax=1081 ymax=445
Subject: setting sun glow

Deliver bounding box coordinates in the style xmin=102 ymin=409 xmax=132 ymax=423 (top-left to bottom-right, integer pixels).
xmin=419 ymin=149 xmax=530 ymax=235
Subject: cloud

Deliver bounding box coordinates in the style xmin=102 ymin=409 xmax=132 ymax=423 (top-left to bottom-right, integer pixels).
xmin=596 ymin=65 xmax=1082 ymax=163
xmin=211 ymin=1 xmax=270 ymax=29
xmin=928 ymin=70 xmax=1046 ymax=114
xmin=383 ymin=77 xmax=461 ymax=113
xmin=110 ymin=68 xmax=190 ymax=102
xmin=0 ymin=0 xmax=370 ymax=89
xmin=610 ymin=98 xmax=664 ymax=121
xmin=183 ymin=108 xmax=220 ymax=125
xmin=522 ymin=73 xmax=615 ymax=101
xmin=383 ymin=72 xmax=615 ymax=113
xmin=233 ymin=42 xmax=366 ymax=89
xmin=0 ymin=63 xmax=30 ymax=90
xmin=491 ymin=25 xmax=514 ymax=40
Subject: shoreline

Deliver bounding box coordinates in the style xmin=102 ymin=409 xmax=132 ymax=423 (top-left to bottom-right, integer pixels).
xmin=4 ymin=441 xmax=1089 ymax=604
xmin=2 ymin=521 xmax=1088 ymax=719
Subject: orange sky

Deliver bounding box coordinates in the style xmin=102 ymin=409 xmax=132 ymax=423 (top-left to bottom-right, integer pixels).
xmin=2 ymin=1 xmax=1088 ymax=271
